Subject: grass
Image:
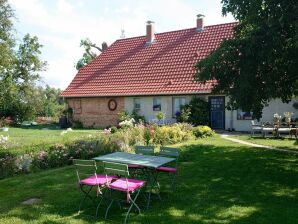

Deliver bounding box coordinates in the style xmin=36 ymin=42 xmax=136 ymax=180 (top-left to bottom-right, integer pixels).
xmin=0 ymin=124 xmax=102 ymax=154
xmin=0 ymin=135 xmax=297 ymax=223
xmin=231 ymin=135 xmax=298 ymax=151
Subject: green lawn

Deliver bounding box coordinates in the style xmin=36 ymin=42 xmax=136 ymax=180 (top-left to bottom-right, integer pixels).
xmin=0 ymin=125 xmax=102 ymax=154
xmin=232 ymin=135 xmax=298 ymax=151
xmin=0 ymin=135 xmax=297 ymax=223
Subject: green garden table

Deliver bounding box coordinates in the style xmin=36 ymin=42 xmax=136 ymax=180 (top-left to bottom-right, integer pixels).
xmin=93 ymin=152 xmax=175 ymax=168
xmin=93 ymin=152 xmax=175 ymax=207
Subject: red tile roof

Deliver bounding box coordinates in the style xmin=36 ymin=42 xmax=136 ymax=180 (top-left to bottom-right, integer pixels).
xmin=61 ymin=22 xmax=237 ymax=97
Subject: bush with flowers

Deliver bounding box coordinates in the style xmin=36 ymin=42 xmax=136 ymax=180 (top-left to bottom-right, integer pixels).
xmin=192 ymin=126 xmax=215 ymax=138
xmin=0 ymin=122 xmax=214 ymax=179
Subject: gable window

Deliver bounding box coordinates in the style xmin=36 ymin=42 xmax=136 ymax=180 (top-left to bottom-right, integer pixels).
xmin=153 ymin=98 xmax=161 ymax=111
xmin=173 ymin=97 xmax=186 ymax=117
xmin=133 ymin=98 xmax=141 ymax=110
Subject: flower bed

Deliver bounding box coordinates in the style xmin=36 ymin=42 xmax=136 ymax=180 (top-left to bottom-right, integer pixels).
xmin=0 ymin=123 xmax=214 ymax=179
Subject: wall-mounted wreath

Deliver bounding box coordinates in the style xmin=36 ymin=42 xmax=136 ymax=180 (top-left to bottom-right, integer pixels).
xmin=108 ymin=99 xmax=117 ymax=111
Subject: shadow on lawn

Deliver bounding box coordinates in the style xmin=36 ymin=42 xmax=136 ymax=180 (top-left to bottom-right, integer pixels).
xmin=1 ymin=143 xmax=298 ymax=224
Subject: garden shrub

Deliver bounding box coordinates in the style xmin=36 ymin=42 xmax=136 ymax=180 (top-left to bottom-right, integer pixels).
xmin=110 ymin=126 xmax=118 ymax=133
xmin=118 ymin=111 xmax=131 ymax=122
xmin=182 ymin=97 xmax=209 ymax=126
xmin=15 ymin=154 xmax=33 ymax=173
xmin=153 ymin=123 xmax=194 ymax=145
xmin=0 ymin=123 xmax=214 ymax=179
xmin=0 ymin=152 xmax=16 ymax=179
xmin=131 ymin=109 xmax=145 ymax=123
xmin=192 ymin=126 xmax=215 ymax=138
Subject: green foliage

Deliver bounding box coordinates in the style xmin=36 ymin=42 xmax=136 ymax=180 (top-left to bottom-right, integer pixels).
xmin=182 ymin=97 xmax=209 ymax=126
xmin=0 ymin=2 xmax=51 ymax=122
xmin=176 ymin=107 xmax=191 ymax=122
xmin=72 ymin=120 xmax=84 ymax=129
xmin=0 ymin=152 xmax=15 ymax=178
xmin=153 ymin=123 xmax=195 ymax=145
xmin=110 ymin=126 xmax=118 ymax=133
xmin=0 ymin=123 xmax=215 ymax=178
xmin=156 ymin=111 xmax=165 ymax=120
xmin=75 ymin=38 xmax=108 ymax=70
xmin=131 ymin=109 xmax=145 ymax=123
xmin=192 ymin=126 xmax=215 ymax=138
xmin=118 ymin=111 xmax=131 ymax=122
xmin=196 ymin=0 xmax=298 ymax=119
xmin=118 ymin=110 xmax=145 ymax=124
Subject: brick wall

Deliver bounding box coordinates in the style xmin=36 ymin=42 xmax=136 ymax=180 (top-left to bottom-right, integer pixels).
xmin=66 ymin=97 xmax=124 ymax=128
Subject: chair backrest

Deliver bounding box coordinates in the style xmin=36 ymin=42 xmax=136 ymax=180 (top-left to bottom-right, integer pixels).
xmin=73 ymin=159 xmax=97 ymax=182
xmin=135 ymin=145 xmax=155 ymax=155
xmin=159 ymin=147 xmax=180 ymax=168
xmin=103 ymin=161 xmax=129 ymax=178
xmin=159 ymin=146 xmax=180 ymax=158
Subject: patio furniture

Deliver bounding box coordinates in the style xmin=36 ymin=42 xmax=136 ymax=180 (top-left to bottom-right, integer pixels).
xmin=93 ymin=152 xmax=175 ymax=208
xmin=128 ymin=146 xmax=155 ymax=171
xmin=102 ymin=161 xmax=145 ymax=224
xmin=155 ymin=147 xmax=180 ymax=191
xmin=73 ymin=159 xmax=116 ymax=213
xmin=261 ymin=123 xmax=275 ymax=137
xmin=251 ymin=120 xmax=263 ymax=136
xmin=290 ymin=128 xmax=298 ymax=139
xmin=277 ymin=125 xmax=291 ymax=137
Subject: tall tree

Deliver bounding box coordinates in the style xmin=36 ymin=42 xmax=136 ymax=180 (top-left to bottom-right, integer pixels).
xmin=0 ymin=0 xmax=15 ymax=73
xmin=75 ymin=38 xmax=108 ymax=70
xmin=195 ymin=0 xmax=298 ymax=118
xmin=0 ymin=0 xmax=47 ymax=121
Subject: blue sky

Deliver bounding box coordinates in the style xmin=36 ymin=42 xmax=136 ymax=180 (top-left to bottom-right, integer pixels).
xmin=9 ymin=0 xmax=235 ymax=89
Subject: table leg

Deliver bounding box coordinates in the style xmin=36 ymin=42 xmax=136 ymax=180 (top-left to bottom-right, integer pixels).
xmin=144 ymin=168 xmax=161 ymax=209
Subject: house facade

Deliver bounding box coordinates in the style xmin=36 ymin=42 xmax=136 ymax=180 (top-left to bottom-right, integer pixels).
xmin=61 ymin=17 xmax=298 ymax=131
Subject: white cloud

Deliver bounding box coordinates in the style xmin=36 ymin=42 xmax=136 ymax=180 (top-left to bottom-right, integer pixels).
xmin=57 ymin=0 xmax=73 ymax=14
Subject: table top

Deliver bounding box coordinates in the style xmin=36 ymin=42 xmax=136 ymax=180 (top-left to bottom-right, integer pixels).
xmin=93 ymin=152 xmax=175 ymax=168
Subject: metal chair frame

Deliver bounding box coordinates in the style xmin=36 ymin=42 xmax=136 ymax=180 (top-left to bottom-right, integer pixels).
xmin=156 ymin=146 xmax=180 ymax=192
xmin=73 ymin=159 xmax=104 ymax=213
xmin=101 ymin=161 xmax=145 ymax=224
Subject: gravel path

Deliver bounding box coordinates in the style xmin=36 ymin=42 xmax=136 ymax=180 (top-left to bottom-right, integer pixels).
xmin=220 ymin=134 xmax=298 ymax=155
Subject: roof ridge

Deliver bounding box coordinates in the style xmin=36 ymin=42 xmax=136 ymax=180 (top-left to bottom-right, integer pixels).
xmin=114 ymin=21 xmax=238 ymax=42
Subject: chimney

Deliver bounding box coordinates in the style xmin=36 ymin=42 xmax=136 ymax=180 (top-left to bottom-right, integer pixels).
xmin=196 ymin=14 xmax=204 ymax=32
xmin=146 ymin=21 xmax=155 ymax=45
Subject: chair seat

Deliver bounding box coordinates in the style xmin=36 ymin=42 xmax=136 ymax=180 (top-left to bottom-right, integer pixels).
xmin=108 ymin=178 xmax=145 ymax=192
xmin=80 ymin=174 xmax=115 ymax=186
xmin=128 ymin=164 xmax=143 ymax=169
xmin=156 ymin=166 xmax=177 ymax=173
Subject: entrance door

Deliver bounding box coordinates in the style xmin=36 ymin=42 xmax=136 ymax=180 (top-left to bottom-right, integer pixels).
xmin=209 ymin=96 xmax=225 ymax=129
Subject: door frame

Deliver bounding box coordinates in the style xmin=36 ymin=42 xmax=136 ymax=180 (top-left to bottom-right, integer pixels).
xmin=208 ymin=96 xmax=225 ymax=130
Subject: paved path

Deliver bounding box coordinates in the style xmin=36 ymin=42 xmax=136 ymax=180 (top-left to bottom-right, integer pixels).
xmin=220 ymin=134 xmax=298 ymax=155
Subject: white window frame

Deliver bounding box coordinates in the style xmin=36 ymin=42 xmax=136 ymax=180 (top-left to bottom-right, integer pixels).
xmin=133 ymin=98 xmax=141 ymax=110
xmin=153 ymin=98 xmax=161 ymax=111
xmin=172 ymin=97 xmax=186 ymax=117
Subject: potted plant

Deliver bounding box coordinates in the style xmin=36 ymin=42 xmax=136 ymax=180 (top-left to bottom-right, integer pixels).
xmin=273 ymin=113 xmax=281 ymax=126
xmin=156 ymin=111 xmax=165 ymax=125
xmin=284 ymin=112 xmax=293 ymax=125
